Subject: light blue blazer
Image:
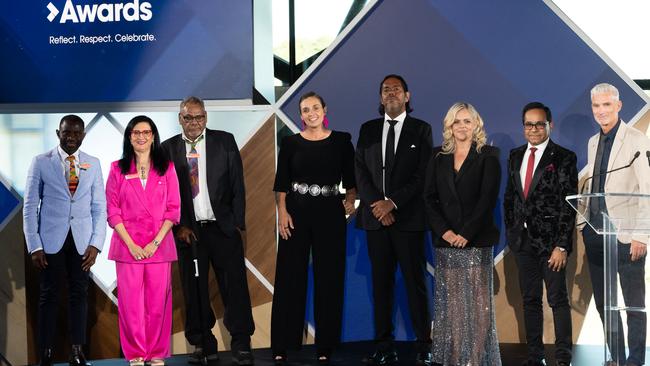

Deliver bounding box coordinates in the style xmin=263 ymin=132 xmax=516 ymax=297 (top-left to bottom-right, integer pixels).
xmin=23 ymin=148 xmax=107 ymax=255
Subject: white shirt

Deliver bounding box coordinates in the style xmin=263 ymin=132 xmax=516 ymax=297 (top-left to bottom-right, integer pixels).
xmin=57 ymin=145 xmax=80 ymax=183
xmin=381 ymin=111 xmax=406 ymax=165
xmin=519 ymin=138 xmax=550 ymax=190
xmin=183 ymin=131 xmax=216 ymax=221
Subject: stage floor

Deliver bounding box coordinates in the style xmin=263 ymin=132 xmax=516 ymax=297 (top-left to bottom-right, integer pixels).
xmin=47 ymin=341 xmax=633 ymax=366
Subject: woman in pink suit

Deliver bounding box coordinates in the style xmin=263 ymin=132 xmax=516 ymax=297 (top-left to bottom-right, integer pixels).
xmin=106 ymin=116 xmax=180 ymax=366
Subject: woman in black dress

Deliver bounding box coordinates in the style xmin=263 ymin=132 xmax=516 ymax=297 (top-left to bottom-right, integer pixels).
xmin=271 ymin=91 xmax=356 ymax=365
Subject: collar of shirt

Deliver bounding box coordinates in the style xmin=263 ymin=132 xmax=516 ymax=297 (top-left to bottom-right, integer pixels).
xmin=182 ymin=130 xmax=206 ymax=145
xmin=384 ymin=111 xmax=406 ymax=126
xmin=527 ymin=137 xmax=550 ymax=156
xmin=57 ymin=145 xmax=80 ymax=163
xmin=600 ymin=119 xmax=621 ymax=141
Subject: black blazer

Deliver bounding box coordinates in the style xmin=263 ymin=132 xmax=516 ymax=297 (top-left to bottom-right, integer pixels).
xmin=503 ymin=139 xmax=577 ymax=254
xmin=162 ymin=128 xmax=246 ymax=238
xmin=355 ymin=116 xmax=433 ymax=231
xmin=424 ymin=145 xmax=501 ymax=247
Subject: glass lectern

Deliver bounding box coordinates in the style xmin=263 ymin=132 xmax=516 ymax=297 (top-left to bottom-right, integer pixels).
xmin=567 ymin=193 xmax=650 ymax=365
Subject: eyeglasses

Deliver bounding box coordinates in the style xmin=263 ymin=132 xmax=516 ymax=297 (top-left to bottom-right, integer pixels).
xmin=523 ymin=121 xmax=548 ymax=130
xmin=382 ymin=86 xmax=404 ymax=94
xmin=181 ymin=114 xmax=206 ymax=123
xmin=131 ymin=130 xmax=152 ymax=138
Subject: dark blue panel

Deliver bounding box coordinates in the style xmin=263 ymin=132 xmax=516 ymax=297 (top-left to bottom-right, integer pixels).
xmin=0 ymin=183 xmax=20 ymax=227
xmin=0 ymin=0 xmax=253 ymax=103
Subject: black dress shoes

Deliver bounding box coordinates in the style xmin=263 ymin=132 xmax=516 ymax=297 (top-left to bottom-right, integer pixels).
xmin=188 ymin=347 xmax=219 ymax=365
xmin=39 ymin=348 xmax=53 ymax=366
xmin=415 ymin=351 xmax=433 ymax=366
xmin=69 ymin=345 xmax=91 ymax=366
xmin=232 ymin=350 xmax=254 ymax=365
xmin=363 ymin=349 xmax=398 ymax=365
xmin=556 ymin=361 xmax=571 ymax=366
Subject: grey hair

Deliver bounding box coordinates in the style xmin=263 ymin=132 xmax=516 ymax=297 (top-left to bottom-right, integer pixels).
xmin=590 ymin=83 xmax=619 ymax=101
xmin=180 ymin=96 xmax=205 ymax=110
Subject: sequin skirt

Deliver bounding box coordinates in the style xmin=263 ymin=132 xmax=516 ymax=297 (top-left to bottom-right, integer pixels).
xmin=432 ymin=247 xmax=502 ymax=366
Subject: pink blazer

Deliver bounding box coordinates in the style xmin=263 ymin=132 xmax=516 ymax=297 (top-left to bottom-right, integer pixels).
xmin=106 ymin=160 xmax=180 ymax=263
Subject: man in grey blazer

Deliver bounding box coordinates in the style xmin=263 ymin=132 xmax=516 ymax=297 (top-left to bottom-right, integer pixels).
xmin=23 ymin=115 xmax=106 ymax=366
xmin=581 ymin=83 xmax=650 ymax=366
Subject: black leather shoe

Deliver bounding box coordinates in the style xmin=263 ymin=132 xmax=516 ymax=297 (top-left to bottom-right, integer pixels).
xmin=188 ymin=347 xmax=219 ymax=365
xmin=556 ymin=361 xmax=571 ymax=366
xmin=232 ymin=350 xmax=254 ymax=365
xmin=415 ymin=351 xmax=433 ymax=366
xmin=39 ymin=348 xmax=53 ymax=366
xmin=69 ymin=345 xmax=91 ymax=366
xmin=363 ymin=350 xmax=398 ymax=365
xmin=188 ymin=347 xmax=204 ymax=365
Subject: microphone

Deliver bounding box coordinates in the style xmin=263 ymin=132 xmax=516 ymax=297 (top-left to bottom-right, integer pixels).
xmin=580 ymin=151 xmax=640 ymax=194
xmin=646 ymin=151 xmax=650 ymax=167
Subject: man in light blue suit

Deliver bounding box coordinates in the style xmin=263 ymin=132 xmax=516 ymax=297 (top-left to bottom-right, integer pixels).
xmin=23 ymin=115 xmax=106 ymax=366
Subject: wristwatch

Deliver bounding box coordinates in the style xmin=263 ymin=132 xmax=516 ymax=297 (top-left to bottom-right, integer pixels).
xmin=153 ymin=239 xmax=160 ymax=247
xmin=557 ymin=247 xmax=566 ymax=252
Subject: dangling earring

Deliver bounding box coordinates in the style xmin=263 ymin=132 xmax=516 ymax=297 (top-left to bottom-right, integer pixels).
xmin=323 ymin=115 xmax=330 ymax=128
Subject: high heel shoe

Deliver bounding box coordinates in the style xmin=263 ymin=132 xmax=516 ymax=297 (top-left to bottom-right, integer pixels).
xmin=128 ymin=358 xmax=145 ymax=366
xmin=317 ymin=349 xmax=331 ymax=365
xmin=317 ymin=355 xmax=330 ymax=365
xmin=150 ymin=358 xmax=165 ymax=366
xmin=273 ymin=353 xmax=287 ymax=366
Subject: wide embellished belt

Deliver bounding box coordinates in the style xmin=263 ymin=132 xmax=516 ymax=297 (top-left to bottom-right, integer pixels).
xmin=291 ymin=182 xmax=340 ymax=197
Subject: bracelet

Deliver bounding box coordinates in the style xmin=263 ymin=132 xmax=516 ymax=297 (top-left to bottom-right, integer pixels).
xmin=153 ymin=239 xmax=160 ymax=247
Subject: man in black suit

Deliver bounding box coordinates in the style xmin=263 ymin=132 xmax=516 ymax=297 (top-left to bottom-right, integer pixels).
xmin=355 ymin=74 xmax=433 ymax=365
xmin=504 ymin=102 xmax=578 ymax=366
xmin=162 ymin=96 xmax=254 ymax=365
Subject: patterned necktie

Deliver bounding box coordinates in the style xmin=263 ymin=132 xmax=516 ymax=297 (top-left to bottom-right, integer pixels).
xmin=187 ymin=138 xmax=201 ymax=198
xmin=67 ymin=155 xmax=78 ymax=195
xmin=523 ymin=147 xmax=537 ymax=198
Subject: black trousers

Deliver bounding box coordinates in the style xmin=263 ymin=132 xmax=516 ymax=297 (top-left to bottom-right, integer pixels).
xmin=366 ymin=227 xmax=431 ymax=353
xmin=583 ymin=225 xmax=646 ymax=365
xmin=38 ymin=230 xmax=90 ymax=351
xmin=514 ymin=232 xmax=572 ymax=362
xmin=177 ymin=222 xmax=255 ymax=354
xmin=271 ymin=194 xmax=346 ymax=354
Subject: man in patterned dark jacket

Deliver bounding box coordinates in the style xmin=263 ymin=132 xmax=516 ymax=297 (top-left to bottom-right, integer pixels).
xmin=504 ymin=102 xmax=578 ymax=366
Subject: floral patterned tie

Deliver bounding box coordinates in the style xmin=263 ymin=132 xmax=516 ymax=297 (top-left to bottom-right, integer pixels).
xmin=67 ymin=155 xmax=78 ymax=195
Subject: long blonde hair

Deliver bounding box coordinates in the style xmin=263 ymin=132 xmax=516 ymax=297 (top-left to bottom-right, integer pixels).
xmin=440 ymin=102 xmax=487 ymax=154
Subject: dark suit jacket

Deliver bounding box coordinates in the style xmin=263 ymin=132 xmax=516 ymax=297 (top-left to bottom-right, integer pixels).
xmin=162 ymin=128 xmax=245 ymax=239
xmin=424 ymin=145 xmax=501 ymax=247
xmin=355 ymin=116 xmax=433 ymax=231
xmin=503 ymin=139 xmax=577 ymax=254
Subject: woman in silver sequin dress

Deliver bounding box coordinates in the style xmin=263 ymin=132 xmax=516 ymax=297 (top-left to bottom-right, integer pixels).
xmin=424 ymin=102 xmax=502 ymax=366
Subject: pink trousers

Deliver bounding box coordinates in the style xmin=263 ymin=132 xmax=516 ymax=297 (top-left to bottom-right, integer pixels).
xmin=116 ymin=262 xmax=172 ymax=360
